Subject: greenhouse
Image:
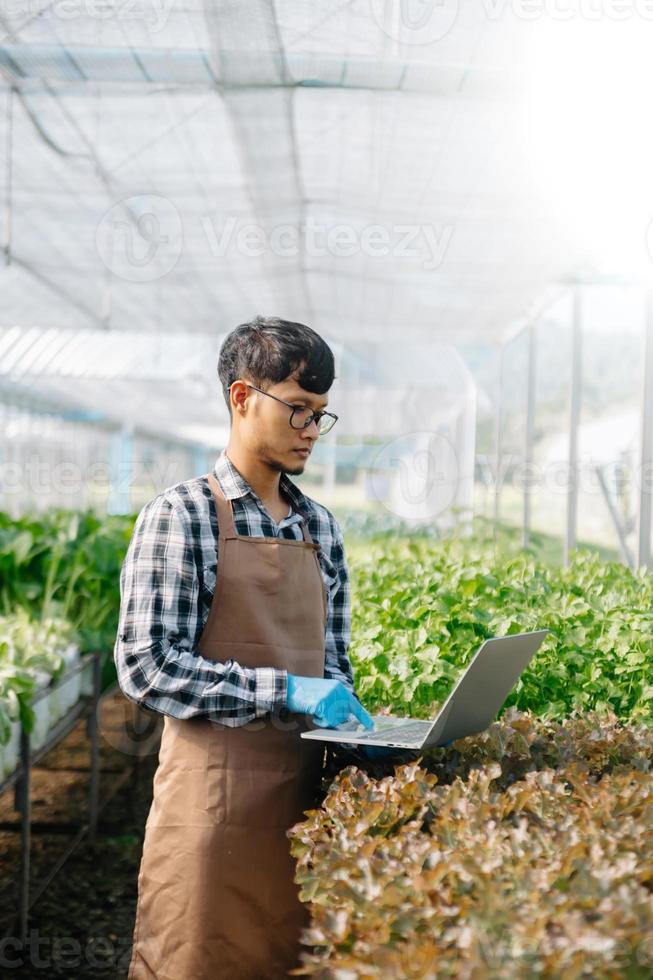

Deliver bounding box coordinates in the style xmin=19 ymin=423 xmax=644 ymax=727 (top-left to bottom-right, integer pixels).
xmin=0 ymin=3 xmax=652 ymax=978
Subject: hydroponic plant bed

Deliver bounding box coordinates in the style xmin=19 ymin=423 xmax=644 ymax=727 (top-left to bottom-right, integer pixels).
xmin=287 ymin=533 xmax=653 ymax=978
xmin=0 ymin=611 xmax=95 ymax=782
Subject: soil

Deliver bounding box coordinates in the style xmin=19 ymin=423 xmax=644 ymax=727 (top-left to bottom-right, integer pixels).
xmin=0 ymin=700 xmax=409 ymax=980
xmin=0 ymin=694 xmax=161 ymax=979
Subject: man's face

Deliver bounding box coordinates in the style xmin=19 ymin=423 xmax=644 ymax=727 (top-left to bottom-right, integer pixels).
xmin=239 ymin=371 xmax=329 ymax=476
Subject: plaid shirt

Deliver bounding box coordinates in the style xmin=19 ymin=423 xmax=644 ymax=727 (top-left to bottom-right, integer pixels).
xmin=114 ymin=448 xmax=358 ymax=726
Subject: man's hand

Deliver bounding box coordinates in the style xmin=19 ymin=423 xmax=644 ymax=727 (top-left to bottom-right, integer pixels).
xmin=286 ymin=675 xmax=374 ymax=730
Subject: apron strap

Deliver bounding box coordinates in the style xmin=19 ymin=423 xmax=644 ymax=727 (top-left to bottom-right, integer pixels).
xmin=299 ymin=519 xmax=314 ymax=544
xmin=207 ymin=472 xmax=318 ymax=547
xmin=207 ymin=473 xmax=237 ymax=539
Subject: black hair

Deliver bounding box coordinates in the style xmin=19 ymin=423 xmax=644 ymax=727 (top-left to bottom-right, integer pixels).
xmin=217 ymin=315 xmax=335 ymax=418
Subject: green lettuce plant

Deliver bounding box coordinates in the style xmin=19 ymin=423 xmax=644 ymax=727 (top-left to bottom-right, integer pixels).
xmin=347 ymin=536 xmax=653 ymax=725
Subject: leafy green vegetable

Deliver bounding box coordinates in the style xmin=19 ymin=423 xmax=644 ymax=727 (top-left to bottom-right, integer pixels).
xmin=346 ymin=534 xmax=653 ymax=725
xmin=0 ymin=507 xmax=134 ymax=655
xmin=0 ymin=608 xmax=77 ymax=742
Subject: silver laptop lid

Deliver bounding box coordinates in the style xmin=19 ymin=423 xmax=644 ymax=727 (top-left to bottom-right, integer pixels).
xmin=423 ymin=629 xmax=549 ymax=747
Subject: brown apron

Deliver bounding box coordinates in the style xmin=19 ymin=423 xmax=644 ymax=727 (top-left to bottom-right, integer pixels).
xmin=128 ymin=473 xmax=327 ymax=979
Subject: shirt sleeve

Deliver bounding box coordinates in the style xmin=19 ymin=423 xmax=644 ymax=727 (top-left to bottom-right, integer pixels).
xmin=322 ymin=515 xmax=360 ymax=700
xmin=113 ymin=493 xmax=288 ymax=725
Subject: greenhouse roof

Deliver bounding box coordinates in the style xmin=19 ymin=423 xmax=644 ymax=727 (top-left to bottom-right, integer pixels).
xmin=0 ymin=3 xmax=618 ymax=442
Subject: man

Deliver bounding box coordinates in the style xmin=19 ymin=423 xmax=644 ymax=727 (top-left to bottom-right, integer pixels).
xmin=115 ymin=315 xmax=384 ymax=980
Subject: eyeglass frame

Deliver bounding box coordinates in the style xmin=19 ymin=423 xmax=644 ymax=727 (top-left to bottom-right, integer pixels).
xmin=229 ymin=381 xmax=338 ymax=435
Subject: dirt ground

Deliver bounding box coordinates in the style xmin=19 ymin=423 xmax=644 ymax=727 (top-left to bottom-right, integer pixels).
xmin=0 ymin=695 xmax=161 ymax=979
xmin=0 ymin=698 xmax=405 ymax=980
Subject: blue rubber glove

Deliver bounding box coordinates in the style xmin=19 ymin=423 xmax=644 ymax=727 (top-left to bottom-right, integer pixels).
xmin=286 ymin=676 xmax=374 ymax=730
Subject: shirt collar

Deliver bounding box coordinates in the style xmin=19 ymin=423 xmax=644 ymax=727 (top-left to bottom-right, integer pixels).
xmin=212 ymin=448 xmax=311 ymax=518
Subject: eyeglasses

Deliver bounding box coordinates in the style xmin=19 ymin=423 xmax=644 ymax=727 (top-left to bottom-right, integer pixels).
xmin=231 ymin=381 xmax=338 ymax=435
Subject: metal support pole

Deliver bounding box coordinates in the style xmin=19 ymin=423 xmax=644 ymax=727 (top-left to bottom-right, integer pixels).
xmin=493 ymin=344 xmax=505 ymax=538
xmin=3 ymin=88 xmax=13 ymax=266
xmin=322 ymin=436 xmax=337 ymax=501
xmin=16 ymin=729 xmax=32 ymax=945
xmin=596 ymin=465 xmax=635 ymax=570
xmin=637 ymin=288 xmax=653 ymax=570
xmin=523 ymin=323 xmax=537 ymax=549
xmin=87 ymin=653 xmax=102 ymax=844
xmin=322 ymin=343 xmax=341 ymax=502
xmin=107 ymin=424 xmax=133 ymax=515
xmin=564 ymin=286 xmax=582 ymax=567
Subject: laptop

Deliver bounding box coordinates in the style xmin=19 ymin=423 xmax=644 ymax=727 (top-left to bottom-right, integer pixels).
xmin=300 ymin=629 xmax=549 ymax=750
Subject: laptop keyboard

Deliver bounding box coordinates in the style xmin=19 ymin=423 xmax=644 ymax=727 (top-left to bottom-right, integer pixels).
xmin=350 ymin=720 xmax=432 ymax=742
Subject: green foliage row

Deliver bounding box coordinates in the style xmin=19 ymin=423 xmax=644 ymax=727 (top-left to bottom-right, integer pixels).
xmin=0 ymin=608 xmax=77 ymax=743
xmin=0 ymin=508 xmax=134 ymax=654
xmin=346 ymin=533 xmax=653 ymax=725
xmin=289 ymin=710 xmax=653 ymax=979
